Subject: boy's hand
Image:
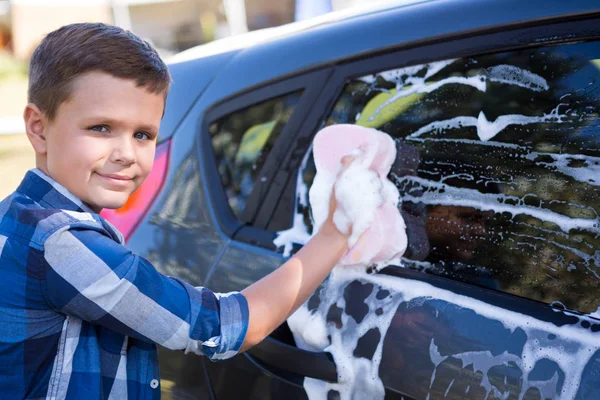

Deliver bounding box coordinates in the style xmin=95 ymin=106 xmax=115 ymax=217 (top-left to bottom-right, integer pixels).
xmin=240 ymin=155 xmax=357 ymax=352
xmin=321 ymin=155 xmax=355 ymax=239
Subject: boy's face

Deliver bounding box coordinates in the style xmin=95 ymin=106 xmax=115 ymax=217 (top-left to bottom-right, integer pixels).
xmin=31 ymin=71 xmax=164 ymax=212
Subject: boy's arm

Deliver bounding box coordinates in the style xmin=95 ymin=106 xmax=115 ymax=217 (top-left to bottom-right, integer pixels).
xmin=241 ymin=222 xmax=347 ymax=351
xmin=43 ymin=226 xmax=248 ymax=361
xmin=43 ymin=218 xmax=347 ymax=359
xmin=43 ymin=168 xmax=350 ymax=359
xmin=240 ymin=155 xmax=353 ymax=351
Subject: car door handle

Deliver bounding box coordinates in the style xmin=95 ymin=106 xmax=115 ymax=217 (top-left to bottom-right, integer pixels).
xmin=245 ymin=335 xmax=338 ymax=383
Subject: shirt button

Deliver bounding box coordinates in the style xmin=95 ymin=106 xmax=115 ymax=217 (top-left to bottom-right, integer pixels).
xmin=150 ymin=379 xmax=159 ymax=389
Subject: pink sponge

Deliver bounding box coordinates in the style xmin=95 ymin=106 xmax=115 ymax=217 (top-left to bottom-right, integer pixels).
xmin=310 ymin=124 xmax=408 ymax=266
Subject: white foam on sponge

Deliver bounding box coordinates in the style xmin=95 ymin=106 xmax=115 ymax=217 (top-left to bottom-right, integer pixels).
xmin=332 ymin=152 xmax=385 ymax=247
xmin=308 ymin=125 xmax=407 ymax=267
xmin=307 ymin=162 xmax=334 ymax=236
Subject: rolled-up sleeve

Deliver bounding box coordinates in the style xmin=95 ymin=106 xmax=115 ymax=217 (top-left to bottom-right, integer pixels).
xmin=42 ymin=226 xmax=249 ymax=361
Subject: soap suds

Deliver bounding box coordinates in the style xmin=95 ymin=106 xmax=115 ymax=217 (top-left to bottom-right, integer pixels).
xmin=363 ymin=61 xmax=549 ymax=125
xmin=288 ymin=267 xmax=404 ymax=400
xmin=333 ymin=152 xmax=385 ymax=246
xmin=487 ymin=64 xmax=549 ymax=92
xmin=287 ymin=126 xmax=409 ymax=399
xmin=391 ymin=175 xmax=599 ymax=234
xmin=307 ymin=125 xmax=407 ymax=266
xmin=278 ymin=55 xmax=597 ymax=399
xmin=273 ymin=149 xmax=313 ymax=257
xmin=407 ymin=105 xmax=566 ymax=142
xmin=290 ymin=268 xmax=600 ymax=400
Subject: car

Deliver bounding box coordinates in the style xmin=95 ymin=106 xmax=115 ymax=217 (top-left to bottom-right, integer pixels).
xmin=100 ymin=0 xmax=600 ymax=398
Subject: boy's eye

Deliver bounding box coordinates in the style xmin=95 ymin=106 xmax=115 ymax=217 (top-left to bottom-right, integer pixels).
xmin=90 ymin=125 xmax=110 ymax=133
xmin=134 ymin=132 xmax=151 ymax=141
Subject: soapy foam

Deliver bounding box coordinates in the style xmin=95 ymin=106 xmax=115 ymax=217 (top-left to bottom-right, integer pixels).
xmin=273 ymin=149 xmax=313 ymax=256
xmin=511 ymin=232 xmax=600 ymax=279
xmin=278 ymin=56 xmax=596 ymax=399
xmin=308 ymin=126 xmax=407 ymax=266
xmin=357 ymin=59 xmax=456 ymax=85
xmin=487 ymin=64 xmax=549 ymax=92
xmin=288 ymin=267 xmax=404 ymax=400
xmin=526 ymin=152 xmax=600 ymax=187
xmin=428 ymin=341 xmax=563 ymax=400
xmin=307 ymin=160 xmax=334 ymax=236
xmin=364 ymin=61 xmax=549 ymax=124
xmin=407 ymin=133 xmax=600 ymax=189
xmin=407 ymin=105 xmax=566 ymax=142
xmin=333 ymin=158 xmax=385 ymax=246
xmin=368 ymin=76 xmax=488 ymax=123
xmin=290 ymin=267 xmax=600 ymax=400
xmin=284 ymin=155 xmax=599 ymax=399
xmin=391 ymin=175 xmax=600 ymax=234
xmin=272 ymin=213 xmax=312 ymax=257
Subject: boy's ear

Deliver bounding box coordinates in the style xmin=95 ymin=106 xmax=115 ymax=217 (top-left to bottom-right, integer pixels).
xmin=24 ymin=103 xmax=47 ymax=155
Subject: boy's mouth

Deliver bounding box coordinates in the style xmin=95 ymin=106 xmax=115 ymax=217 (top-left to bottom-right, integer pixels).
xmin=99 ymin=173 xmax=133 ymax=181
xmin=96 ymin=172 xmax=134 ymax=188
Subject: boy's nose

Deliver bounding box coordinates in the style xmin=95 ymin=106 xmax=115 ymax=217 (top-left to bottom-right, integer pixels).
xmin=110 ymin=137 xmax=136 ymax=166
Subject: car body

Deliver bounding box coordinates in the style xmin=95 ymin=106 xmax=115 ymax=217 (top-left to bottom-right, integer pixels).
xmin=102 ymin=0 xmax=600 ymax=398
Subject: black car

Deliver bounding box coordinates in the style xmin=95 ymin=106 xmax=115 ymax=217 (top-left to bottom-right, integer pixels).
xmin=100 ymin=0 xmax=600 ymax=398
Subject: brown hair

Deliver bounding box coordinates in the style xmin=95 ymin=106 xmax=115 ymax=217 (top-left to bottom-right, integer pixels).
xmin=28 ymin=22 xmax=172 ymax=120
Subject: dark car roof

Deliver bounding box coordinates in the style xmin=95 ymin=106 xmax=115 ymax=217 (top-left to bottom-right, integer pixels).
xmin=159 ymin=0 xmax=599 ymax=140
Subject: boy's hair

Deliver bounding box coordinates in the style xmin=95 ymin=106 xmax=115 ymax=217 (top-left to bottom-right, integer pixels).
xmin=28 ymin=22 xmax=172 ymax=120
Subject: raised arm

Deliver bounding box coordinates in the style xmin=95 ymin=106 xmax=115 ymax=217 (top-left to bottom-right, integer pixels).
xmin=240 ymin=221 xmax=347 ymax=351
xmin=240 ymin=172 xmax=350 ymax=351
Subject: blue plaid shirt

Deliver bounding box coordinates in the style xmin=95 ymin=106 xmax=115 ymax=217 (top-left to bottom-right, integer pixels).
xmin=0 ymin=169 xmax=249 ymax=399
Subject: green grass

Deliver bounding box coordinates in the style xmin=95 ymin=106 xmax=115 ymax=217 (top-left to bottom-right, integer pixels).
xmin=0 ymin=134 xmax=35 ymax=200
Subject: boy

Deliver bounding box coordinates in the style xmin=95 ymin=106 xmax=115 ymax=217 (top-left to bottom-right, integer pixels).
xmin=0 ymin=23 xmax=350 ymax=399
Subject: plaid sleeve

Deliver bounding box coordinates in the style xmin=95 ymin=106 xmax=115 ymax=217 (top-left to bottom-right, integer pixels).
xmin=42 ymin=227 xmax=249 ymax=361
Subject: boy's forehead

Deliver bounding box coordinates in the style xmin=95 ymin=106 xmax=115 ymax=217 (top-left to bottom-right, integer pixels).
xmin=61 ymin=71 xmax=165 ymax=124
xmin=69 ymin=71 xmax=161 ymax=99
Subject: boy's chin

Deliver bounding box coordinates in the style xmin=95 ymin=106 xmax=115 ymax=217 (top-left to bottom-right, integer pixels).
xmin=89 ymin=195 xmax=130 ymax=212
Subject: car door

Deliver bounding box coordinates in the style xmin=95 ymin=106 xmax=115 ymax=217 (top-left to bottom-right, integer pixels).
xmin=257 ymin=16 xmax=600 ymax=400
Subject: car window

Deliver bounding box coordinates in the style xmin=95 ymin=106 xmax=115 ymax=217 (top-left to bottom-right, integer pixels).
xmin=209 ymin=90 xmax=303 ymax=217
xmin=293 ymin=41 xmax=600 ymax=314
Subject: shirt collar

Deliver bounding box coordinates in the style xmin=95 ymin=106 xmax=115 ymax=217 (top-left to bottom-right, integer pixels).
xmin=17 ymin=169 xmax=96 ymax=214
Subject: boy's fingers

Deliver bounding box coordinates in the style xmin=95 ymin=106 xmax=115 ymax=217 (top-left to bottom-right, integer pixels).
xmin=340 ymin=155 xmax=355 ymax=168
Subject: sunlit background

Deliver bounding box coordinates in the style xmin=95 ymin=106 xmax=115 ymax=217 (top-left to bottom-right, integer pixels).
xmin=0 ymin=0 xmax=385 ymax=199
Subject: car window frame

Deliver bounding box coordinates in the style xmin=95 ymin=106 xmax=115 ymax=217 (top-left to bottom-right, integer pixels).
xmin=199 ymin=68 xmax=333 ymax=239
